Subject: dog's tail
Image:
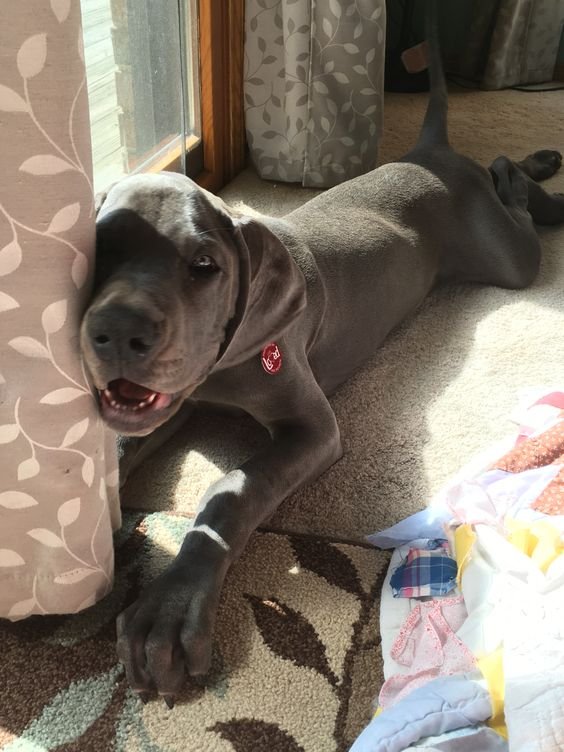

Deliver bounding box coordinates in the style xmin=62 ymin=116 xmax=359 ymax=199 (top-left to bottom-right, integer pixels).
xmin=417 ymin=0 xmax=449 ymax=148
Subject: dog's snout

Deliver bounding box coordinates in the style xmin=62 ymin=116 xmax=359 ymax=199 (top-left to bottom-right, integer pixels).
xmin=87 ymin=304 xmax=161 ymax=362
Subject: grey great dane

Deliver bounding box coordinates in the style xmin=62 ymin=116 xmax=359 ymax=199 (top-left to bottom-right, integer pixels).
xmin=81 ymin=5 xmax=564 ymax=706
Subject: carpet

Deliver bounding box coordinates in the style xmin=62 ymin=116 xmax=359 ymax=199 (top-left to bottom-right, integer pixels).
xmin=2 ymin=87 xmax=564 ymax=751
xmin=0 ymin=512 xmax=389 ymax=751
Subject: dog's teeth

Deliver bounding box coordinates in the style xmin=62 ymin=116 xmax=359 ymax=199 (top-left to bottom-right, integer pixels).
xmin=105 ymin=389 xmax=158 ymax=412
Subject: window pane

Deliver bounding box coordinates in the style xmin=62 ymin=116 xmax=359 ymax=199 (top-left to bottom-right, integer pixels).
xmin=81 ymin=0 xmax=200 ymax=193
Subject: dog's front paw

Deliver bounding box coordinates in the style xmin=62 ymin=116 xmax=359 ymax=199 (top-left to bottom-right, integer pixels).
xmin=116 ymin=564 xmax=220 ymax=707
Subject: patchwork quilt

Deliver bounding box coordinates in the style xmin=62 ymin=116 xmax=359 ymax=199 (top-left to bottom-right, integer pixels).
xmin=354 ymin=388 xmax=564 ymax=752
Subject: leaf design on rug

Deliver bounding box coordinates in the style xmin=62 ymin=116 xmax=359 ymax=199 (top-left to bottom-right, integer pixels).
xmin=54 ymin=678 xmax=128 ymax=752
xmin=211 ymin=718 xmax=306 ymax=752
xmin=12 ymin=666 xmax=122 ymax=748
xmin=245 ymin=594 xmax=338 ymax=686
xmin=289 ymin=536 xmax=364 ymax=598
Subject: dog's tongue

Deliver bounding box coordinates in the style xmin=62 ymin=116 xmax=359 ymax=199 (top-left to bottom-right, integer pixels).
xmin=114 ymin=379 xmax=156 ymax=400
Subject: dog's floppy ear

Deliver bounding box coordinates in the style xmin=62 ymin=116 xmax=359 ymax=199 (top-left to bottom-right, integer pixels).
xmin=216 ymin=217 xmax=307 ymax=370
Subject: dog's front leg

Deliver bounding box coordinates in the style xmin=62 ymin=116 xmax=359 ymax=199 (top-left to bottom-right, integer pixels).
xmin=116 ymin=387 xmax=341 ymax=705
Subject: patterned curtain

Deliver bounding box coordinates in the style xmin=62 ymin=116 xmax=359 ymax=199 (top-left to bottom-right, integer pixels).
xmin=0 ymin=0 xmax=119 ymax=619
xmin=244 ymin=0 xmax=387 ymax=187
xmin=446 ymin=0 xmax=564 ymax=89
xmin=483 ymin=0 xmax=564 ymax=89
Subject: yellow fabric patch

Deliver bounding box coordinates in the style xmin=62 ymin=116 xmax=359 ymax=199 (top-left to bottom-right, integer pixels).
xmin=505 ymin=518 xmax=564 ymax=572
xmin=373 ymin=706 xmax=383 ymax=718
xmin=478 ymin=650 xmax=507 ymax=739
xmin=454 ymin=524 xmax=476 ymax=586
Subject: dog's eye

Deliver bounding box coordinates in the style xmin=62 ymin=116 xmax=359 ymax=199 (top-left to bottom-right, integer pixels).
xmin=190 ymin=255 xmax=218 ymax=272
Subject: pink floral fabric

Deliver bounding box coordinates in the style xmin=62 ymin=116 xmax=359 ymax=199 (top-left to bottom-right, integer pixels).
xmin=379 ymin=595 xmax=475 ymax=709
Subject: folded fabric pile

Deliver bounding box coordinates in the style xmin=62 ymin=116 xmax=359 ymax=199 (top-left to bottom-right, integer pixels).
xmin=352 ymin=388 xmax=564 ymax=752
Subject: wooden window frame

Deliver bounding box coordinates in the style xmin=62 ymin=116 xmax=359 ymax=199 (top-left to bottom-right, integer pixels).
xmin=197 ymin=0 xmax=246 ymax=192
xmin=148 ymin=0 xmax=246 ymax=193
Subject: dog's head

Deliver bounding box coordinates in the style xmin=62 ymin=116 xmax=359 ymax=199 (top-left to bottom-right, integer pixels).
xmin=81 ymin=172 xmax=306 ymax=436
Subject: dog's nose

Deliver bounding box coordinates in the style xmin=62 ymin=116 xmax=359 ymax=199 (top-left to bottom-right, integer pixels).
xmin=87 ymin=304 xmax=161 ymax=362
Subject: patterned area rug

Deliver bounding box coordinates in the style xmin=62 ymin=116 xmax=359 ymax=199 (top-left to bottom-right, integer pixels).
xmin=0 ymin=512 xmax=390 ymax=752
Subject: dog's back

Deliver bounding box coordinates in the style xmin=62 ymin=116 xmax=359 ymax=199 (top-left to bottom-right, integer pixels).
xmin=266 ymin=0 xmax=553 ymax=393
xmin=268 ymin=1 xmax=456 ymax=389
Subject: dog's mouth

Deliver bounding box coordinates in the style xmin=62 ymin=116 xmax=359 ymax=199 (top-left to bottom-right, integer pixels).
xmin=99 ymin=379 xmax=176 ymax=420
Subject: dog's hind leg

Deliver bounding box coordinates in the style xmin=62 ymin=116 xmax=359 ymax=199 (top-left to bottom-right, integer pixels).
xmin=476 ymin=154 xmax=564 ymax=290
xmin=476 ymin=156 xmax=542 ymax=289
xmin=490 ymin=155 xmax=564 ymax=226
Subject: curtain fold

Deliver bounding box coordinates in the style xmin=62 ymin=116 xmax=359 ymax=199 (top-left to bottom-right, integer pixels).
xmin=244 ymin=0 xmax=387 ymax=187
xmin=483 ymin=0 xmax=564 ymax=89
xmin=445 ymin=0 xmax=564 ymax=90
xmin=0 ymin=0 xmax=119 ymax=619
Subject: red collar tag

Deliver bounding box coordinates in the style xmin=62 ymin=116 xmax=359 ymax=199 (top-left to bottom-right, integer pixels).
xmin=261 ymin=343 xmax=282 ymax=374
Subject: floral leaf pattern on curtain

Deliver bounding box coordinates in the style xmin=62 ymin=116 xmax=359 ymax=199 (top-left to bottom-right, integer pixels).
xmin=443 ymin=0 xmax=564 ymax=90
xmin=0 ymin=1 xmax=119 ymax=619
xmin=482 ymin=0 xmax=564 ymax=90
xmin=244 ymin=0 xmax=386 ymax=187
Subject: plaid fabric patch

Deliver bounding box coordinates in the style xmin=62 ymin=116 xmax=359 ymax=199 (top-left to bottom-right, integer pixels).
xmin=390 ymin=539 xmax=457 ymax=598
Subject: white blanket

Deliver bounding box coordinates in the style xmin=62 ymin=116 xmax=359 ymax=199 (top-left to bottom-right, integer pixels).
xmin=459 ymin=524 xmax=564 ymax=751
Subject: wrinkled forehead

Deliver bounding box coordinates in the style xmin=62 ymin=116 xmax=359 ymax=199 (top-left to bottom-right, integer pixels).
xmin=94 ymin=174 xmax=236 ymax=273
xmin=99 ymin=174 xmax=214 ymax=233
xmin=98 ymin=172 xmax=230 ymax=239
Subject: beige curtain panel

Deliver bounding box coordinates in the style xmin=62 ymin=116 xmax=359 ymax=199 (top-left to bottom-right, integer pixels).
xmin=0 ymin=1 xmax=119 ymax=619
xmin=446 ymin=0 xmax=564 ymax=90
xmin=244 ymin=0 xmax=386 ymax=187
xmin=482 ymin=0 xmax=564 ymax=89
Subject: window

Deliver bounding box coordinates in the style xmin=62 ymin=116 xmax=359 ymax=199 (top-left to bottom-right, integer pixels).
xmin=81 ymin=0 xmax=245 ymax=194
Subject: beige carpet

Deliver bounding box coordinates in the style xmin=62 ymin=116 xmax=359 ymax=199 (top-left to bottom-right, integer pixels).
xmin=124 ymin=87 xmax=564 ymax=542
